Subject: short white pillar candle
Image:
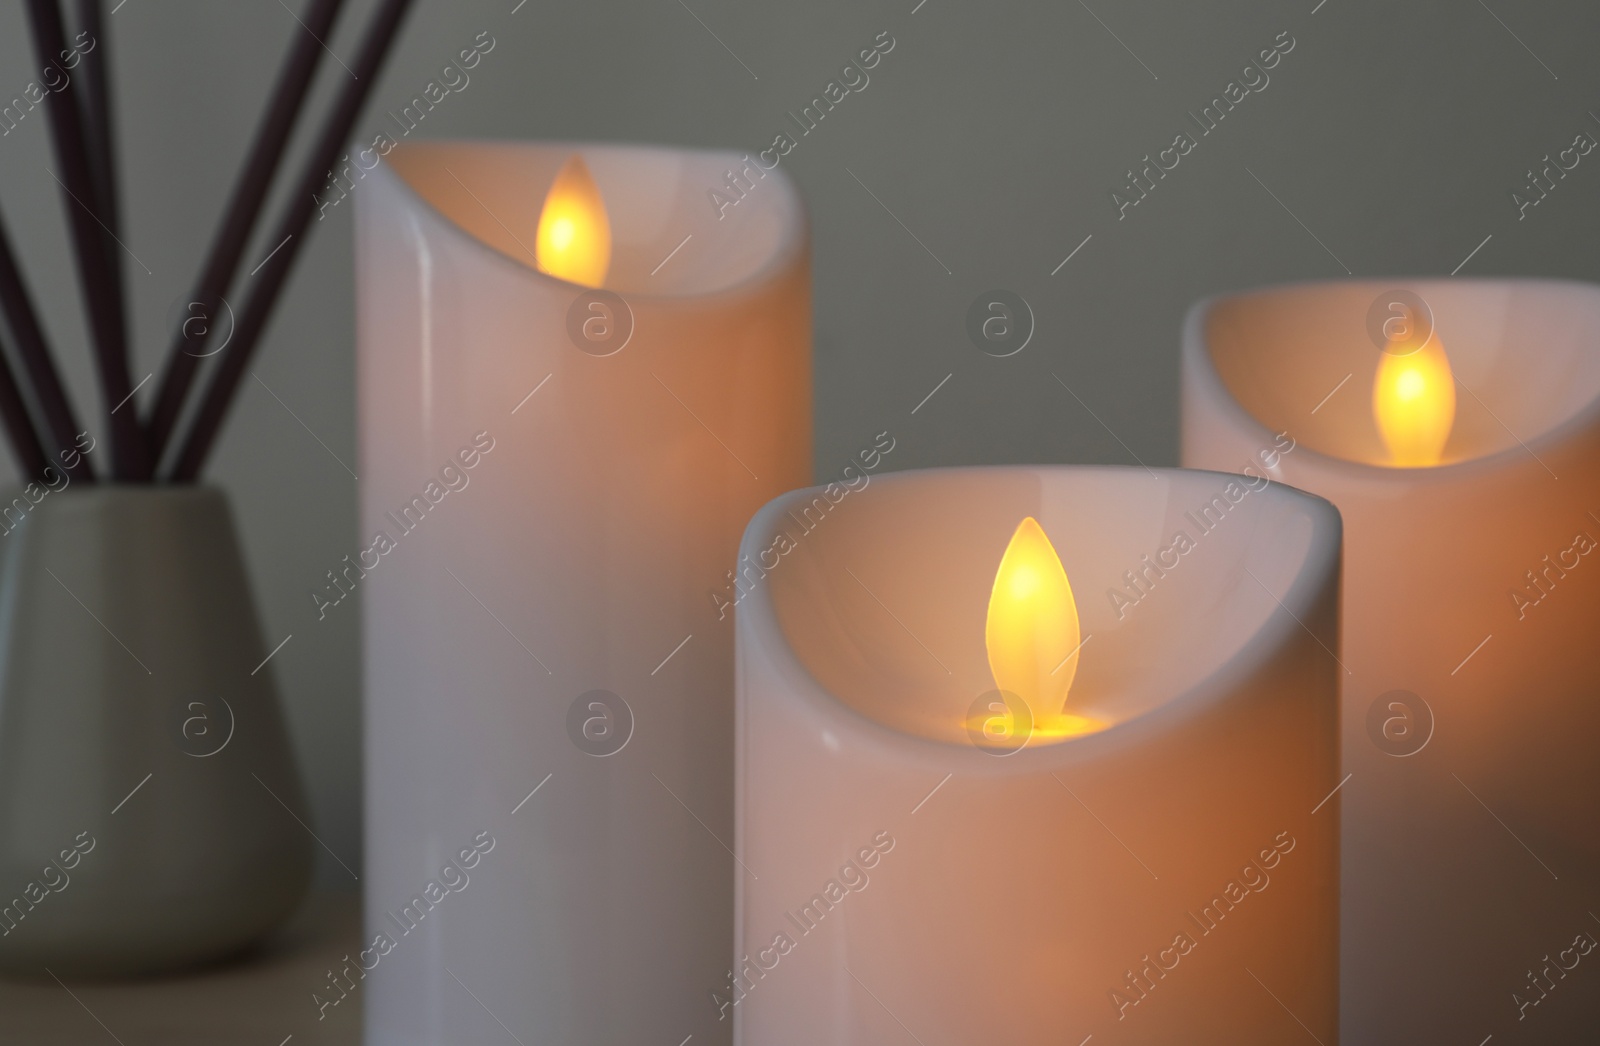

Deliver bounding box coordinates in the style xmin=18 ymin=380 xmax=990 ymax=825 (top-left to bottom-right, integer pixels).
xmin=734 ymin=466 xmax=1341 ymax=1044
xmin=1181 ymin=278 xmax=1600 ymax=1043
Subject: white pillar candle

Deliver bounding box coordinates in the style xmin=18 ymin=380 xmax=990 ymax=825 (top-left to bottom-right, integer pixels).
xmin=355 ymin=141 xmax=809 ymax=1046
xmin=734 ymin=466 xmax=1341 ymax=1045
xmin=1181 ymin=279 xmax=1600 ymax=1043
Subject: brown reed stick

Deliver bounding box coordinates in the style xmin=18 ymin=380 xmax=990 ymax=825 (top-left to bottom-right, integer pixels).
xmin=0 ymin=331 xmax=51 ymax=482
xmin=25 ymin=0 xmax=148 ymax=480
xmin=0 ymin=207 xmax=94 ymax=482
xmin=145 ymin=0 xmax=347 ymax=462
xmin=169 ymin=0 xmax=414 ymax=482
xmin=74 ymin=0 xmax=120 ymax=294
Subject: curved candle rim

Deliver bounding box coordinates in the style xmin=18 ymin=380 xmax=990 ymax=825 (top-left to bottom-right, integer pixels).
xmin=734 ymin=464 xmax=1343 ymax=774
xmin=371 ymin=138 xmax=809 ymax=303
xmin=1183 ymin=276 xmax=1600 ymax=480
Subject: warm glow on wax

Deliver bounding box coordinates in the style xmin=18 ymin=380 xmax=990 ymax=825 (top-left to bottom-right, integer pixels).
xmin=985 ymin=517 xmax=1083 ymax=725
xmin=535 ymin=155 xmax=611 ymax=288
xmin=1373 ymin=336 xmax=1455 ymax=467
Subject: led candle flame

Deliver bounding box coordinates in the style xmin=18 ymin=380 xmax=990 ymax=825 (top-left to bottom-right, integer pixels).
xmin=984 ymin=517 xmax=1099 ymax=740
xmin=1373 ymin=335 xmax=1456 ymax=467
xmin=535 ymin=155 xmax=611 ymax=288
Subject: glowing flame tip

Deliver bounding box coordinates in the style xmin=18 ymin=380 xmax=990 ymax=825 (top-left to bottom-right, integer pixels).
xmin=1373 ymin=336 xmax=1455 ymax=467
xmin=985 ymin=516 xmax=1081 ymax=722
xmin=535 ymin=155 xmax=611 ymax=288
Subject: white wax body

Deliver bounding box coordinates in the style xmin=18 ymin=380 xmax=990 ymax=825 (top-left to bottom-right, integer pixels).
xmin=356 ymin=142 xmax=809 ymax=1046
xmin=1181 ymin=279 xmax=1600 ymax=1044
xmin=735 ymin=467 xmax=1341 ymax=1045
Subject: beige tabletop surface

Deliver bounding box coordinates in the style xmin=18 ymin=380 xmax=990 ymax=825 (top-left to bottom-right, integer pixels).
xmin=0 ymin=891 xmax=362 ymax=1045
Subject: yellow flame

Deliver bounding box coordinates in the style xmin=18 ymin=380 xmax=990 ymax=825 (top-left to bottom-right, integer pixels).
xmin=985 ymin=517 xmax=1083 ymax=725
xmin=535 ymin=155 xmax=611 ymax=288
xmin=1373 ymin=335 xmax=1455 ymax=467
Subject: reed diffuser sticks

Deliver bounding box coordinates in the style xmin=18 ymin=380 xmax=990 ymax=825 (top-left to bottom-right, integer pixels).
xmin=0 ymin=211 xmax=93 ymax=482
xmin=26 ymin=0 xmax=147 ymax=481
xmin=145 ymin=0 xmax=346 ymax=461
xmin=0 ymin=0 xmax=413 ymax=486
xmin=170 ymin=0 xmax=414 ymax=482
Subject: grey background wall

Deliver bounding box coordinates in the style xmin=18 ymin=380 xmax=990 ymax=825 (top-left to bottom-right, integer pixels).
xmin=0 ymin=0 xmax=1595 ymax=887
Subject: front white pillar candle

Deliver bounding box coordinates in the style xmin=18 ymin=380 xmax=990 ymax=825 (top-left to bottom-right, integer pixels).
xmin=734 ymin=466 xmax=1341 ymax=1045
xmin=1181 ymin=279 xmax=1600 ymax=1044
xmin=356 ymin=141 xmax=809 ymax=1046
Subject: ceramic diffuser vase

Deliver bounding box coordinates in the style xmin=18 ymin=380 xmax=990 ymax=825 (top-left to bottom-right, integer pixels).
xmin=0 ymin=486 xmax=312 ymax=977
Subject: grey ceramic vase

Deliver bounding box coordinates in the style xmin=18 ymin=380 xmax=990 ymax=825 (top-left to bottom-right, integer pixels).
xmin=0 ymin=485 xmax=312 ymax=977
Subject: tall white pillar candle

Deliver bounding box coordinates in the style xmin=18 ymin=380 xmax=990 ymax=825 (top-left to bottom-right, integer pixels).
xmin=734 ymin=466 xmax=1341 ymax=1045
xmin=356 ymin=141 xmax=809 ymax=1045
xmin=1181 ymin=278 xmax=1600 ymax=1043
